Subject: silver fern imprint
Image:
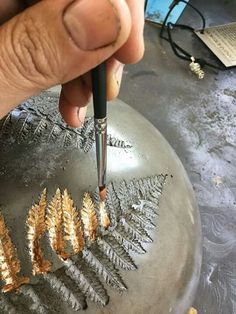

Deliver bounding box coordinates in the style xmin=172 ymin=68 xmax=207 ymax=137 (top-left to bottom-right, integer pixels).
xmin=0 ymin=93 xmax=132 ymax=152
xmin=0 ymin=175 xmax=167 ymax=313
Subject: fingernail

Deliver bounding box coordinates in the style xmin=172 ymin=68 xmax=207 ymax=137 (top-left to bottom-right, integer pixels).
xmin=115 ymin=63 xmax=124 ymax=87
xmin=77 ymin=106 xmax=87 ymax=125
xmin=64 ymin=0 xmax=120 ymax=50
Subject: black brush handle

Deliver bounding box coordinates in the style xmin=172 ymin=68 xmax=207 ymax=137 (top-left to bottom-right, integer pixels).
xmin=92 ymin=62 xmax=107 ymax=119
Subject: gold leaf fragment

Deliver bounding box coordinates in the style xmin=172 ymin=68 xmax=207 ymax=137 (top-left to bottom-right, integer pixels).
xmin=46 ymin=189 xmax=69 ymax=260
xmin=81 ymin=193 xmax=98 ymax=242
xmin=99 ymin=201 xmax=111 ymax=229
xmin=62 ymin=190 xmax=85 ymax=254
xmin=188 ymin=308 xmax=198 ymax=314
xmin=0 ymin=212 xmax=29 ymax=293
xmin=27 ymin=189 xmax=51 ymax=275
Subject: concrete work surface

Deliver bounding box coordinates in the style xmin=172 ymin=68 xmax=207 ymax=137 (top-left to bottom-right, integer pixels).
xmin=119 ymin=0 xmax=236 ymax=313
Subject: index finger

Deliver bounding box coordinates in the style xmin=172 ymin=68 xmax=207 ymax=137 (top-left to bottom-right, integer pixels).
xmin=114 ymin=0 xmax=145 ymax=64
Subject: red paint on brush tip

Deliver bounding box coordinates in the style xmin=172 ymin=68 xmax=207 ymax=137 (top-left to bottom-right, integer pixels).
xmin=99 ymin=186 xmax=106 ymax=201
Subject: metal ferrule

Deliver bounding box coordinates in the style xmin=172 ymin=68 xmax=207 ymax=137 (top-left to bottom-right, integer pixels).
xmin=94 ymin=117 xmax=107 ymax=187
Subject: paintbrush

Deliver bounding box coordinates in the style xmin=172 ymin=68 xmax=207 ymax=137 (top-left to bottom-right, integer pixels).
xmin=92 ymin=62 xmax=107 ymax=201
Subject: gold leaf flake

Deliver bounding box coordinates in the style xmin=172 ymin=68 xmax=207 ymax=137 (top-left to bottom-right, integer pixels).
xmin=46 ymin=189 xmax=69 ymax=260
xmin=62 ymin=190 xmax=85 ymax=254
xmin=81 ymin=193 xmax=98 ymax=242
xmin=99 ymin=201 xmax=111 ymax=229
xmin=188 ymin=308 xmax=198 ymax=314
xmin=0 ymin=212 xmax=29 ymax=293
xmin=26 ymin=189 xmax=51 ymax=275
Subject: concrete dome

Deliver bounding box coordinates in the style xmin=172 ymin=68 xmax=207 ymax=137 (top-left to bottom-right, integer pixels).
xmin=0 ymin=91 xmax=201 ymax=314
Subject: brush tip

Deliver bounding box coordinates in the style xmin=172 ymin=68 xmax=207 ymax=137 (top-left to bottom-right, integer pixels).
xmin=99 ymin=186 xmax=107 ymax=201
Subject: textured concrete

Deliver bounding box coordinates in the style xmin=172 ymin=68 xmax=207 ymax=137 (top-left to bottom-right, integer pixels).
xmin=119 ymin=1 xmax=236 ymax=313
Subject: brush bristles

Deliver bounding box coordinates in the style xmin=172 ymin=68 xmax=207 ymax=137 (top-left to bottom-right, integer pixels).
xmin=99 ymin=186 xmax=107 ymax=202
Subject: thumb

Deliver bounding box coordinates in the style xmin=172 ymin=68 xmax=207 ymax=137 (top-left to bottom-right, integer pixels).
xmin=0 ymin=0 xmax=131 ymax=118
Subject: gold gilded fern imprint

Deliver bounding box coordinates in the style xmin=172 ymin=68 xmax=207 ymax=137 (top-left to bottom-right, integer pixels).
xmin=81 ymin=193 xmax=98 ymax=242
xmin=0 ymin=174 xmax=165 ymax=301
xmin=99 ymin=201 xmax=111 ymax=229
xmin=27 ymin=189 xmax=51 ymax=275
xmin=0 ymin=213 xmax=29 ymax=293
xmin=46 ymin=189 xmax=69 ymax=260
xmin=0 ymin=189 xmax=112 ymax=293
xmin=62 ymin=190 xmax=85 ymax=254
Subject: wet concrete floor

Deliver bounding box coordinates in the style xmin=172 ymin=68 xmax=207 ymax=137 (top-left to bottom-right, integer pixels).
xmin=119 ymin=1 xmax=236 ymax=313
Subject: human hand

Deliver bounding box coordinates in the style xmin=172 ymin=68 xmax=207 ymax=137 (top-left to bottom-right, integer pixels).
xmin=0 ymin=0 xmax=144 ymax=127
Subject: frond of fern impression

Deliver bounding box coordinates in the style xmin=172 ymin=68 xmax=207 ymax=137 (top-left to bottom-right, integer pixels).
xmin=62 ymin=190 xmax=85 ymax=254
xmin=104 ymin=183 xmax=119 ymax=227
xmin=127 ymin=212 xmax=156 ymax=230
xmin=56 ymin=270 xmax=88 ymax=310
xmin=0 ymin=293 xmax=17 ymax=314
xmin=134 ymin=175 xmax=167 ymax=199
xmin=99 ymin=202 xmax=111 ymax=230
xmin=82 ymin=247 xmax=127 ymax=291
xmin=46 ymin=189 xmax=69 ymax=260
xmin=65 ymin=259 xmax=109 ymax=306
xmin=19 ymin=285 xmax=47 ymax=314
xmin=0 ymin=213 xmax=29 ymax=293
xmin=120 ymin=219 xmax=153 ymax=243
xmin=27 ymin=189 xmax=51 ymax=275
xmin=112 ymin=226 xmax=146 ymax=254
xmin=43 ymin=272 xmax=87 ymax=311
xmin=81 ymin=193 xmax=98 ymax=242
xmin=97 ymin=236 xmax=137 ymax=271
xmin=0 ymin=99 xmax=133 ymax=153
xmin=132 ymin=201 xmax=157 ymax=220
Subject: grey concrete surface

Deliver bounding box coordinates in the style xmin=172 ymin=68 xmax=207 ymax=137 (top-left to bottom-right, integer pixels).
xmin=119 ymin=1 xmax=236 ymax=313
